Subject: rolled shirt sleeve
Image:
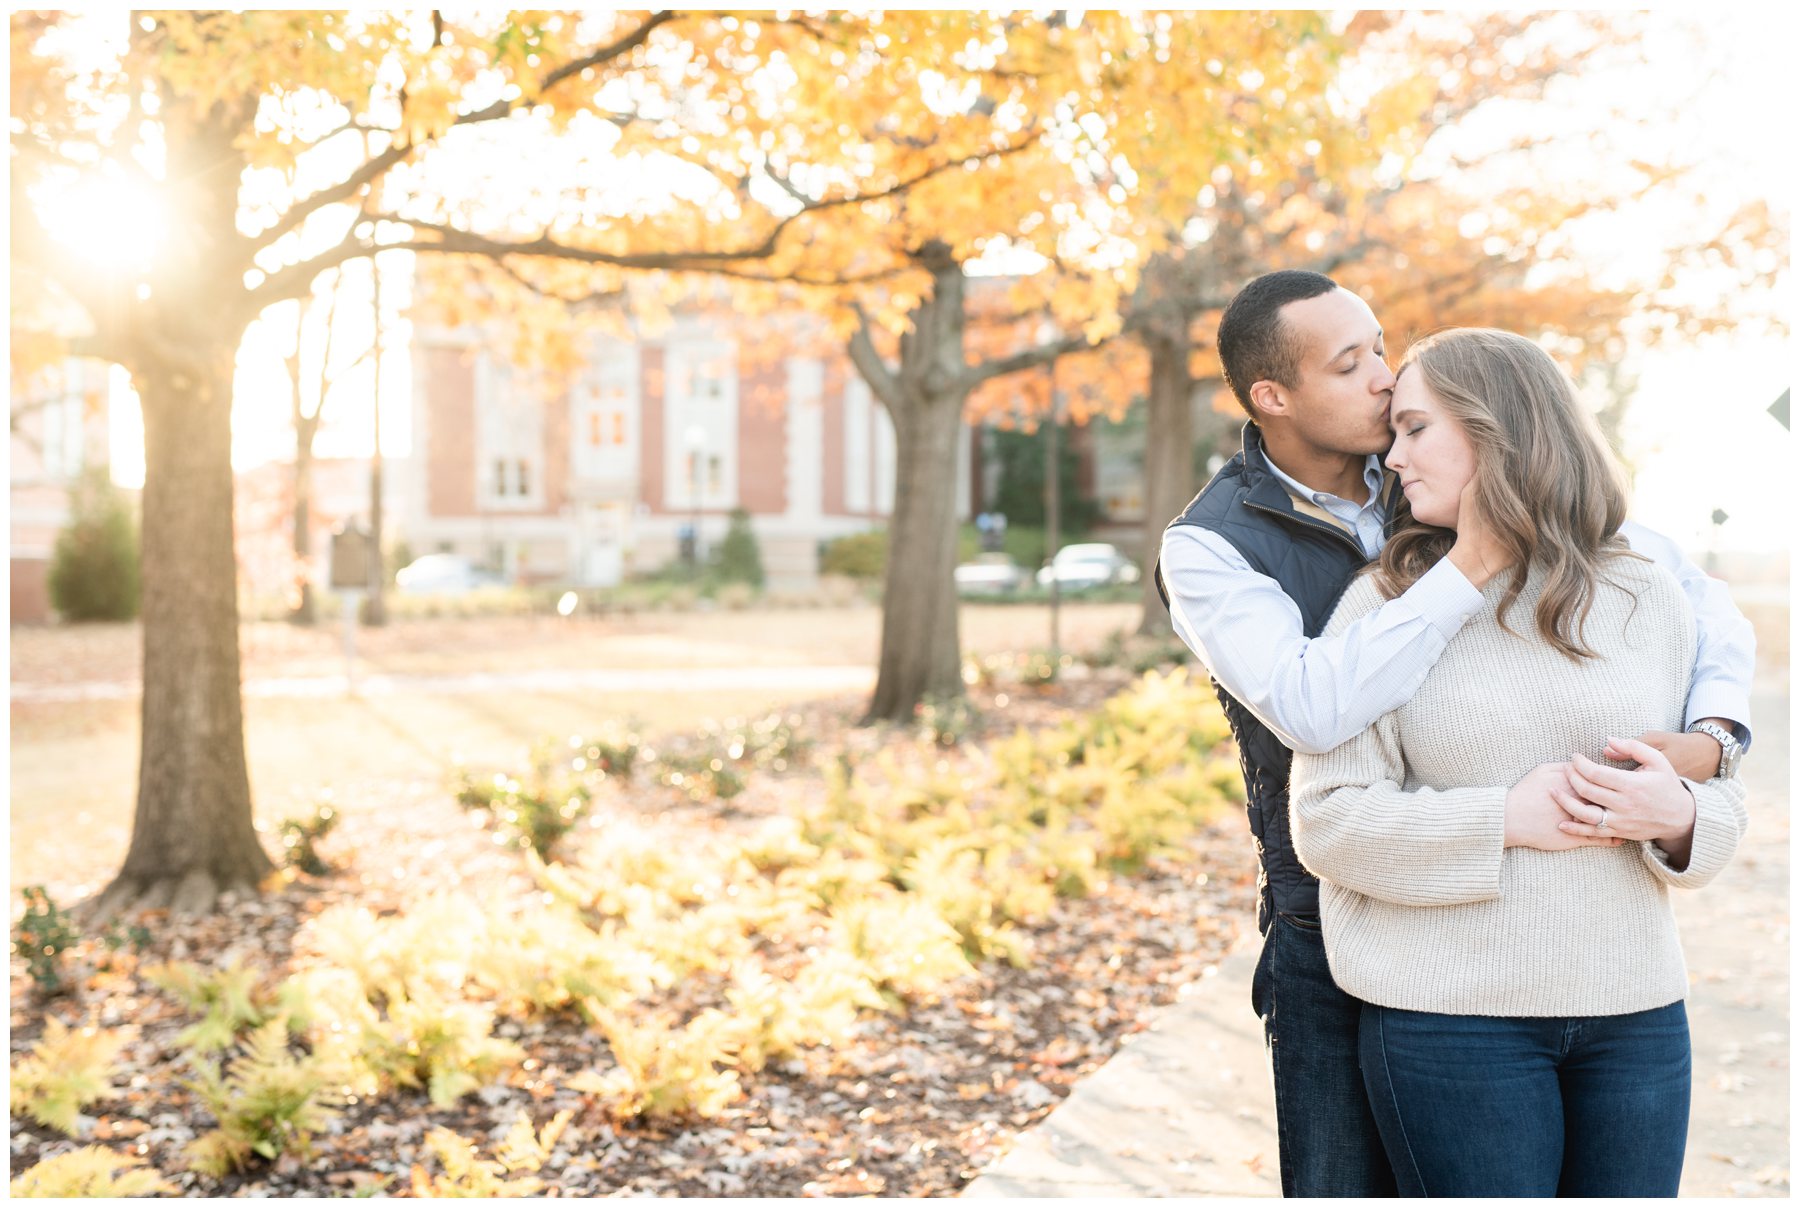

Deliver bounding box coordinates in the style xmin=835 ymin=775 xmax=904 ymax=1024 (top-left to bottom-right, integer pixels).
xmin=1620 ymin=520 xmax=1757 ymax=749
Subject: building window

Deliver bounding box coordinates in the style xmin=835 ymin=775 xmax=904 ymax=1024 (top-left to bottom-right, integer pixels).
xmin=574 ymin=342 xmax=641 ymax=486
xmin=476 ymin=353 xmax=545 ymax=509
xmin=664 ymin=333 xmax=738 ymax=510
xmin=585 ymin=411 xmax=628 ymax=448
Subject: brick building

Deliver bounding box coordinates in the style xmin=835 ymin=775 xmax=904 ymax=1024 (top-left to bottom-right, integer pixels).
xmin=9 ymin=359 xmax=120 ymax=624
xmin=407 ymin=316 xmax=978 ymax=589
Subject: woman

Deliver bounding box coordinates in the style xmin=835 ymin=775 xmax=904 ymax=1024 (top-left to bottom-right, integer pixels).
xmin=1288 ymin=328 xmax=1747 ymax=1197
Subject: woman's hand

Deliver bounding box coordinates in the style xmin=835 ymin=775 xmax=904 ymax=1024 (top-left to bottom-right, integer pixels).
xmin=1505 ymin=762 xmax=1624 ymax=851
xmin=1446 ymin=480 xmax=1512 ymax=589
xmin=1554 ymin=739 xmax=1698 ymax=865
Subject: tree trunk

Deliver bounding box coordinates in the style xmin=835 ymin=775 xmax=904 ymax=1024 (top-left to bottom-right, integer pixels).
xmin=860 ymin=250 xmax=970 ymax=723
xmin=91 ymin=347 xmax=275 ymax=921
xmin=291 ymin=442 xmax=317 ymax=625
xmin=1137 ymin=328 xmax=1196 ymax=636
xmin=864 ymin=386 xmax=967 ymax=722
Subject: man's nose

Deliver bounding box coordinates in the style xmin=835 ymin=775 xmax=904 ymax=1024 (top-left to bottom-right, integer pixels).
xmin=1372 ymin=364 xmax=1396 ymax=394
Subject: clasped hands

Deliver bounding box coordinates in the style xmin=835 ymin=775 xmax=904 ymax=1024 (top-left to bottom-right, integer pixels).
xmin=1503 ymin=732 xmax=1704 ymax=859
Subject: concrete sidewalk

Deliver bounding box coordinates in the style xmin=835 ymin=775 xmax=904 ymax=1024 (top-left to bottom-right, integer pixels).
xmin=965 ymin=682 xmax=1789 ymax=1198
xmin=963 ymin=925 xmax=1280 ymax=1198
xmin=8 ymin=663 xmax=877 ymax=704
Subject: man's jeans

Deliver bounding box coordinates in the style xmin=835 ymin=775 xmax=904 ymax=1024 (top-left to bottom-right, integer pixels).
xmin=1250 ymin=912 xmax=1396 ymax=1197
xmin=1360 ymin=1001 xmax=1691 ymax=1196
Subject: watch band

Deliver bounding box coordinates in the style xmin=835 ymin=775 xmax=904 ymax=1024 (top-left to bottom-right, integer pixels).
xmin=1685 ymin=721 xmax=1741 ymax=779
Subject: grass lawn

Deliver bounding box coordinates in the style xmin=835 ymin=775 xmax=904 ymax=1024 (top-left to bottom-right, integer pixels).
xmin=10 ymin=602 xmax=1141 ymax=900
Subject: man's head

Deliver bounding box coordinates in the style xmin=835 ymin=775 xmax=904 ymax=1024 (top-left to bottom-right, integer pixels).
xmin=1216 ymin=270 xmax=1395 ymax=457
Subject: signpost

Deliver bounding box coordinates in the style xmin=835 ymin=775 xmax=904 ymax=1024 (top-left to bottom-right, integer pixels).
xmin=329 ymin=521 xmax=373 ymax=694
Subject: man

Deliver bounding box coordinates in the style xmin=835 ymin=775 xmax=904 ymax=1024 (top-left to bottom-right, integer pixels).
xmin=1156 ymin=270 xmax=1755 ymax=1197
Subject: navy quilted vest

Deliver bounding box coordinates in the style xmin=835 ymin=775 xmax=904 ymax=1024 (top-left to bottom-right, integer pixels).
xmin=1155 ymin=422 xmax=1398 ymax=933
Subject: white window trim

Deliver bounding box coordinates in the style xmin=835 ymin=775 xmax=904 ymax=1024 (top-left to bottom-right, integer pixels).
xmin=662 ymin=332 xmax=738 ymax=510
xmin=476 ymin=351 xmax=545 ymax=512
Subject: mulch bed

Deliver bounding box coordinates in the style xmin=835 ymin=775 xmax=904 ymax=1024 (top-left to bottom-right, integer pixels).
xmin=9 ymin=674 xmax=1258 ymax=1197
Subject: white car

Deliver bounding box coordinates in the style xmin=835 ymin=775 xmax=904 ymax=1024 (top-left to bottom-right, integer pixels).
xmin=395 ymin=554 xmax=505 ymax=595
xmin=954 ymin=552 xmax=1031 ymax=596
xmin=1036 ymin=543 xmax=1142 ymax=591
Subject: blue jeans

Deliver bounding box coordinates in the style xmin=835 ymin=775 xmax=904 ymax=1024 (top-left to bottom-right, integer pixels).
xmin=1251 ymin=913 xmax=1396 ymax=1197
xmin=1360 ymin=1001 xmax=1691 ymax=1197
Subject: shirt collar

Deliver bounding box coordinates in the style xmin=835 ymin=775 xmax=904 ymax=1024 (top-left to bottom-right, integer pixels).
xmin=1261 ymin=451 xmax=1387 ymax=512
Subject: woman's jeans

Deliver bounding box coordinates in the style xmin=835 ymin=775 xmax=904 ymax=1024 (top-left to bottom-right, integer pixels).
xmin=1360 ymin=1000 xmax=1691 ymax=1197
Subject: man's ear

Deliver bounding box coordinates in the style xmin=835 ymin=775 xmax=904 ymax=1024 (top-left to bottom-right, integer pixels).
xmin=1248 ymin=379 xmax=1287 ymax=420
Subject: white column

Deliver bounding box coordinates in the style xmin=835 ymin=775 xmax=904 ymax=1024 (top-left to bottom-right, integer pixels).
xmin=785 ymin=357 xmax=825 ymax=521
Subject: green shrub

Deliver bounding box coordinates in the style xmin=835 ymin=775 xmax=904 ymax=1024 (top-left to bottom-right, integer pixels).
xmin=183 ymin=1018 xmax=346 ymax=1176
xmin=48 ymin=469 xmax=140 ymax=622
xmin=577 ymin=728 xmax=641 ymax=780
xmin=713 ymin=507 xmax=765 ymax=588
xmin=13 ymin=886 xmax=78 ymax=995
xmin=572 ymin=1007 xmax=744 ymax=1122
xmin=358 ymin=988 xmax=524 ymax=1107
xmin=653 ymin=748 xmax=746 ymax=802
xmin=145 ymin=956 xmax=309 ymax=1055
xmin=917 ymin=693 xmax=978 ymax=747
xmin=279 ymin=799 xmax=340 ymax=875
xmin=819 ymin=529 xmax=886 ymax=580
xmin=453 ymin=743 xmax=594 ymax=859
xmin=987 ymin=424 xmax=1102 ymax=534
xmin=706 ymin=712 xmax=809 ymax=773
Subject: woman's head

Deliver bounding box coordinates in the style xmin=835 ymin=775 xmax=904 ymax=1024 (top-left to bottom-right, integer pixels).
xmin=1374 ymin=328 xmax=1636 ymax=659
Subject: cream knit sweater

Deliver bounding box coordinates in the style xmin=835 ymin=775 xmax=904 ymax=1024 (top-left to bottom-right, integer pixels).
xmin=1290 ymin=555 xmax=1747 ymax=1017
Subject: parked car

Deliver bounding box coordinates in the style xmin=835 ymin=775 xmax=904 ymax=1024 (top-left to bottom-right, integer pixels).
xmin=394 ymin=553 xmax=506 ymax=595
xmin=954 ymin=552 xmax=1031 ymax=596
xmin=1035 ymin=543 xmax=1142 ymax=591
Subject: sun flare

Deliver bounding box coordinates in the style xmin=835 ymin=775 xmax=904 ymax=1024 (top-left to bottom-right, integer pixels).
xmin=30 ymin=171 xmax=171 ymax=275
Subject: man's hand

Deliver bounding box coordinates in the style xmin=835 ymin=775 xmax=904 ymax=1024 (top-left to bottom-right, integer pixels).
xmin=1554 ymin=739 xmax=1698 ymax=869
xmin=1623 ymin=724 xmax=1727 ymax=784
xmin=1446 ymin=479 xmax=1512 ymax=589
xmin=1505 ymin=762 xmax=1624 ymax=851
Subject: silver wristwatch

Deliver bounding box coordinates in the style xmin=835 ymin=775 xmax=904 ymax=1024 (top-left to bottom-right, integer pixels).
xmin=1686 ymin=721 xmax=1743 ymax=779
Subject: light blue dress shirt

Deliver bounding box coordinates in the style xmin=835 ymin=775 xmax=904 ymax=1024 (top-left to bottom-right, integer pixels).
xmin=1161 ymin=453 xmax=1756 ymax=756
xmin=1261 ymin=452 xmax=1389 ymax=559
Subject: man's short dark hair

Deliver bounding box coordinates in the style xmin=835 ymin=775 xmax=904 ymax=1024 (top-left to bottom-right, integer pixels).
xmin=1217 ymin=270 xmax=1341 ymax=417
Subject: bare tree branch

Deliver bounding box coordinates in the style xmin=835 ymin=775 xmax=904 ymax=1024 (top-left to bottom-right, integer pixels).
xmin=954 ymin=329 xmax=1110 ymax=395
xmin=487 ymin=257 xmax=629 ymax=312
xmin=251 ymin=11 xmax=679 ymax=251
xmin=532 ymin=10 xmax=678 ymax=98
xmin=847 ymin=304 xmax=904 ymax=410
xmin=677 ymin=262 xmax=908 ymax=288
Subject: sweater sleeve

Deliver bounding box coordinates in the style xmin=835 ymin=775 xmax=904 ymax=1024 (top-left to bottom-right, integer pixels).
xmin=1288 ymin=579 xmax=1507 ymax=907
xmin=1638 ymin=776 xmax=1747 ymax=889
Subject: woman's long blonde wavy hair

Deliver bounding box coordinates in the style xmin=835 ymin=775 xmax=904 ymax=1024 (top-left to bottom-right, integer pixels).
xmin=1374 ymin=328 xmax=1643 ymax=661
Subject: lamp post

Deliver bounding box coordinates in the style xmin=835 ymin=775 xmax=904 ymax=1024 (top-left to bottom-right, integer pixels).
xmin=364 ymin=249 xmax=388 ymax=625
xmin=685 ymin=423 xmax=706 ymax=568
xmin=1036 ymin=320 xmax=1062 ymax=665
